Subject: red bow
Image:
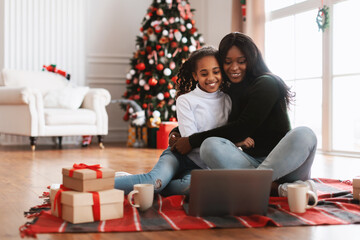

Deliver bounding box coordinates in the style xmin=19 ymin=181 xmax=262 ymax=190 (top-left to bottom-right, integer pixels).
xmin=69 ymin=163 xmax=103 ymax=179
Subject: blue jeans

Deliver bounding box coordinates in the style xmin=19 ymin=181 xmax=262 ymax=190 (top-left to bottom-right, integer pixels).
xmin=199 ymin=126 xmax=317 ymax=183
xmin=114 ymin=147 xmax=200 ymax=196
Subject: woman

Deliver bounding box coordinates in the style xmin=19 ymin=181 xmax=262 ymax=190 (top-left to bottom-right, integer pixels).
xmin=171 ymin=32 xmax=317 ymax=195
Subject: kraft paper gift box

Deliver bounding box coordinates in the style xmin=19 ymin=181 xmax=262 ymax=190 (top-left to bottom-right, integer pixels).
xmin=353 ymin=177 xmax=360 ymax=200
xmin=62 ymin=164 xmax=115 ymax=192
xmin=50 ymin=188 xmax=124 ymax=224
xmin=127 ymin=126 xmax=148 ymax=147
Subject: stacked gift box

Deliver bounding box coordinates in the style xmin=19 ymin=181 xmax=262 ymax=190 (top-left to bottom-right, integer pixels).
xmin=353 ymin=177 xmax=360 ymax=201
xmin=50 ymin=163 xmax=124 ymax=224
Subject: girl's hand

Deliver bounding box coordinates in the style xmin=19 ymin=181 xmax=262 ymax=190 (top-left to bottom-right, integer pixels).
xmin=171 ymin=137 xmax=192 ymax=154
xmin=236 ymin=137 xmax=255 ymax=149
xmin=169 ymin=132 xmax=181 ymax=147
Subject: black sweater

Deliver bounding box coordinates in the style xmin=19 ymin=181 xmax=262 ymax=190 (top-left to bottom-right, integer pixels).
xmin=188 ymin=75 xmax=291 ymax=158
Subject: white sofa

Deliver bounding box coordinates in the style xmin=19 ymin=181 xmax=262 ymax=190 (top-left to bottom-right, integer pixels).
xmin=0 ymin=69 xmax=111 ymax=150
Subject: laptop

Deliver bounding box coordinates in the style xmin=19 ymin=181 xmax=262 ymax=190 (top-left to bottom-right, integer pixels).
xmin=188 ymin=169 xmax=273 ymax=217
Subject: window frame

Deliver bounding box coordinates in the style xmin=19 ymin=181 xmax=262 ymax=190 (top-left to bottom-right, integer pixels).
xmin=265 ymin=0 xmax=359 ymax=156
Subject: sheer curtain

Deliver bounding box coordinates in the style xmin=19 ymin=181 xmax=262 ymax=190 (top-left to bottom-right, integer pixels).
xmin=3 ymin=0 xmax=86 ymax=86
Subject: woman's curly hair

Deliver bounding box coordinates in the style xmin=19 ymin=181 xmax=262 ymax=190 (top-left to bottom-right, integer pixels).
xmin=176 ymin=46 xmax=227 ymax=98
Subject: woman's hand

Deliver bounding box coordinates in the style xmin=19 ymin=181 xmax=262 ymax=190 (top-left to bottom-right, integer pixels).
xmin=235 ymin=137 xmax=255 ymax=149
xmin=169 ymin=132 xmax=181 ymax=147
xmin=171 ymin=137 xmax=192 ymax=154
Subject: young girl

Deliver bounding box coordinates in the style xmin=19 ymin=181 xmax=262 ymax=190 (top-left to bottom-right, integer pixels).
xmin=115 ymin=46 xmax=250 ymax=196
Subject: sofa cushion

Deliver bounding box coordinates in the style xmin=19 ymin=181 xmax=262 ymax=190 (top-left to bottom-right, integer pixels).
xmin=43 ymin=86 xmax=89 ymax=110
xmin=44 ymin=108 xmax=96 ymax=125
xmin=1 ymin=69 xmax=69 ymax=94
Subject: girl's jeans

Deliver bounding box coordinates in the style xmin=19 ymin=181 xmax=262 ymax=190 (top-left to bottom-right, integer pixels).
xmin=114 ymin=147 xmax=200 ymax=195
xmin=199 ymin=126 xmax=317 ymax=183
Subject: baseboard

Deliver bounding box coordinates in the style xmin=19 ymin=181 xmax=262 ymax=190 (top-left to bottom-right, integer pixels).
xmin=0 ymin=134 xmax=81 ymax=146
xmin=0 ymin=129 xmax=128 ymax=145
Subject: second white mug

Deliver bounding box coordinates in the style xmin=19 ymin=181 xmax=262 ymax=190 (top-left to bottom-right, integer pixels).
xmin=287 ymin=183 xmax=318 ymax=213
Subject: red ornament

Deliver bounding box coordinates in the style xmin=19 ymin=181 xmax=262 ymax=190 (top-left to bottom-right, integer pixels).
xmin=136 ymin=63 xmax=146 ymax=71
xmin=155 ymin=25 xmax=162 ymax=33
xmin=134 ymin=95 xmax=140 ymax=100
xmin=146 ymin=46 xmax=152 ymax=53
xmin=169 ymin=117 xmax=177 ymax=122
xmin=191 ymin=19 xmax=196 ymax=25
xmin=145 ymin=71 xmax=152 ymax=76
xmin=140 ymin=51 xmax=146 ymax=55
xmin=156 ymin=64 xmax=164 ymax=71
xmin=164 ymin=92 xmax=170 ymax=98
xmin=143 ymin=35 xmax=148 ymax=41
xmin=171 ymin=76 xmax=178 ymax=83
xmin=159 ymin=50 xmax=164 ymax=56
xmin=148 ymin=77 xmax=158 ymax=86
xmin=140 ymin=27 xmax=144 ymax=32
xmin=126 ymin=79 xmax=131 ymax=84
xmin=137 ymin=88 xmax=141 ymax=92
xmin=156 ymin=8 xmax=164 ymax=16
xmin=167 ymin=83 xmax=173 ymax=89
xmin=142 ymin=103 xmax=148 ymax=109
xmin=159 ymin=78 xmax=166 ymax=85
xmin=170 ymin=41 xmax=178 ymax=48
xmin=183 ymin=46 xmax=189 ymax=52
xmin=156 ymin=45 xmax=162 ymax=51
xmin=190 ymin=28 xmax=197 ymax=34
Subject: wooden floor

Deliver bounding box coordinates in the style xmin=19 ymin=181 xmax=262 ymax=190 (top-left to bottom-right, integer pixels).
xmin=1 ymin=142 xmax=360 ymax=240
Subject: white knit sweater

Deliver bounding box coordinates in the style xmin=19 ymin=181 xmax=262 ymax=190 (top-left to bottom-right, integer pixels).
xmin=176 ymin=85 xmax=232 ymax=169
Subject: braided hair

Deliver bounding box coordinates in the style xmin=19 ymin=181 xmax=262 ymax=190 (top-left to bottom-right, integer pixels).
xmin=176 ymin=46 xmax=227 ymax=98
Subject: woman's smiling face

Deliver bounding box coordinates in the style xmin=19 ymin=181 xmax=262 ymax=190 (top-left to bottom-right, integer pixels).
xmin=223 ymin=46 xmax=247 ymax=83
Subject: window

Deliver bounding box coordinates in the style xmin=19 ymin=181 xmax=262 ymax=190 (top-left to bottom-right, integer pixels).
xmin=265 ymin=0 xmax=360 ymax=154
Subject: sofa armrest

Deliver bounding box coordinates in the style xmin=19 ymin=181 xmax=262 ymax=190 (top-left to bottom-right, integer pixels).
xmin=0 ymin=87 xmax=36 ymax=105
xmin=0 ymin=87 xmax=45 ymax=136
xmin=82 ymin=88 xmax=111 ymax=110
xmin=82 ymin=88 xmax=111 ymax=135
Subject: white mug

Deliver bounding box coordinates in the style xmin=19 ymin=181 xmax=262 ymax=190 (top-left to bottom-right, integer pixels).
xmin=287 ymin=183 xmax=318 ymax=213
xmin=128 ymin=184 xmax=154 ymax=211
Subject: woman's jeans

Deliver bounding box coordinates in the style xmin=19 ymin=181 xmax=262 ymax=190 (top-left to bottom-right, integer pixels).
xmin=199 ymin=126 xmax=317 ymax=183
xmin=114 ymin=147 xmax=200 ymax=195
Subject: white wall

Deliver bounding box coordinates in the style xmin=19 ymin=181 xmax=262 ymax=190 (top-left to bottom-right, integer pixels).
xmin=86 ymin=0 xmax=232 ymax=142
xmin=191 ymin=0 xmax=232 ymax=47
xmin=0 ymin=0 xmax=4 ymax=72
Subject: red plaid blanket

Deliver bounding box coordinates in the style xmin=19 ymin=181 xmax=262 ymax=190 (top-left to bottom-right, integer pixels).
xmin=20 ymin=178 xmax=360 ymax=238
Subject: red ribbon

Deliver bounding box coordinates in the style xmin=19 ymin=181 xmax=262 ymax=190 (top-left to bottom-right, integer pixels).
xmin=91 ymin=192 xmax=101 ymax=221
xmin=53 ymin=185 xmax=71 ymax=218
xmin=69 ymin=163 xmax=103 ymax=179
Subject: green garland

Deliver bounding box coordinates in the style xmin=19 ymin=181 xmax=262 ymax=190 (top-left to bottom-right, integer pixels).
xmin=316 ymin=5 xmax=330 ymax=32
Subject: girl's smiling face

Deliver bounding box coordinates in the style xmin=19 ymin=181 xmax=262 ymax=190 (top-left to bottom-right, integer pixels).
xmin=223 ymin=46 xmax=247 ymax=83
xmin=192 ymin=56 xmax=222 ymax=93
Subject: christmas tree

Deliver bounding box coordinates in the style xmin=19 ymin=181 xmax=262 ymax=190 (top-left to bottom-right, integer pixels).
xmin=123 ymin=0 xmax=204 ymax=122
